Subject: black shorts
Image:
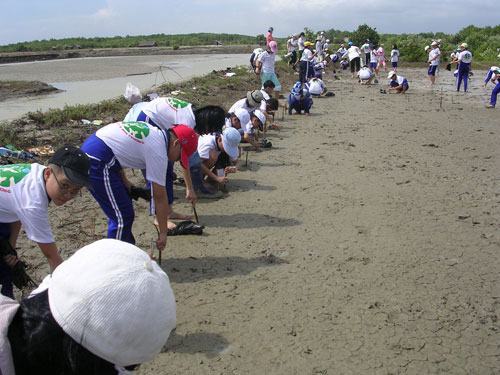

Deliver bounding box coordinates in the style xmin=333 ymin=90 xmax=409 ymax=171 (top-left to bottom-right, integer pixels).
xmin=350 ymin=57 xmax=361 ymax=73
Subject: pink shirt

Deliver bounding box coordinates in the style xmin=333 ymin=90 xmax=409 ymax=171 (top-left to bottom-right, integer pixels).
xmin=266 ymin=32 xmax=274 ymax=47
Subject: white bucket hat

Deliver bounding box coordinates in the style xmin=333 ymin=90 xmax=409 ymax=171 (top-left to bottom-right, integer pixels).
xmin=222 ymin=127 xmax=242 ymax=160
xmin=387 ymin=71 xmax=397 ymax=79
xmin=234 ymin=107 xmax=250 ymax=126
xmin=38 ymin=239 xmax=176 ymax=367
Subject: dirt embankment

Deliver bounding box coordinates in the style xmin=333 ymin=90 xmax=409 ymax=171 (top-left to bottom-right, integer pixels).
xmin=0 ymin=45 xmax=255 ymax=64
xmin=0 ymin=81 xmax=60 ymax=102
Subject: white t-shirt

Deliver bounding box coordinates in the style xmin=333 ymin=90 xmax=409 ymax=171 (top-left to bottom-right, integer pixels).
xmin=358 ymin=67 xmax=372 ymax=80
xmin=429 ymin=48 xmax=440 ymax=66
xmin=300 ymin=49 xmax=313 ymax=62
xmin=390 ymin=75 xmax=407 ymax=85
xmin=0 ymin=163 xmax=54 ymax=243
xmin=346 ymin=46 xmax=361 ymax=61
xmin=370 ymin=50 xmax=378 ymax=63
xmin=391 ymin=49 xmax=399 ymax=62
xmin=257 ymin=51 xmax=276 ymax=73
xmin=315 ymin=41 xmax=323 ymax=54
xmin=197 ymin=134 xmax=219 ymax=160
xmin=458 ymin=50 xmax=473 ymax=64
xmin=228 ymin=98 xmax=253 ymax=114
xmin=308 ymin=79 xmax=325 ymax=95
xmin=361 ymin=43 xmax=371 ymax=53
xmin=140 ymin=97 xmax=195 ymax=131
xmin=123 ymin=102 xmax=148 ymax=122
xmin=96 ymin=121 xmax=168 ymax=186
xmin=298 ymin=37 xmax=305 ymax=50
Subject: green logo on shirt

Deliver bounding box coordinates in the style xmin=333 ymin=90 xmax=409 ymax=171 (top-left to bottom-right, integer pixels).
xmin=122 ymin=121 xmax=150 ymax=140
xmin=166 ymin=97 xmax=189 ymax=109
xmin=0 ymin=164 xmax=31 ymax=188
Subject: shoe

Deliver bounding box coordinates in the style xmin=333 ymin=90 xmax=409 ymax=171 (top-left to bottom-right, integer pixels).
xmin=167 ymin=220 xmax=204 ymax=236
xmin=485 ymin=104 xmax=495 ymax=109
xmin=260 ymin=139 xmax=272 ymax=148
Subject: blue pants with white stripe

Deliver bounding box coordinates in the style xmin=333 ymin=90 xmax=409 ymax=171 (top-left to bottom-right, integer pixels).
xmin=136 ymin=111 xmax=174 ymax=205
xmin=81 ymin=134 xmax=136 ymax=244
xmin=490 ymin=81 xmax=500 ymax=107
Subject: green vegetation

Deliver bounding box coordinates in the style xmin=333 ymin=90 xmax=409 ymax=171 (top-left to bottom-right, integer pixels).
xmin=0 ymin=33 xmax=259 ymax=53
xmin=318 ymin=24 xmax=500 ymax=62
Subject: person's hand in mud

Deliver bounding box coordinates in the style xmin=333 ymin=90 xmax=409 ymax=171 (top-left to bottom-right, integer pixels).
xmin=225 ymin=166 xmax=238 ymax=174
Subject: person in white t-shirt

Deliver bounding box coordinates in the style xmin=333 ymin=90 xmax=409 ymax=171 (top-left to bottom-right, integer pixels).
xmin=81 ymin=122 xmax=198 ymax=254
xmin=189 ymin=127 xmax=241 ymax=196
xmin=260 ymin=80 xmax=280 ymax=130
xmin=360 ymin=39 xmax=372 ymax=66
xmin=357 ymin=66 xmax=375 ymax=85
xmin=451 ymin=42 xmax=473 ymax=92
xmin=228 ymin=90 xmax=265 ymax=114
xmin=390 ymin=44 xmax=400 ymax=71
xmin=342 ymin=42 xmax=362 ymax=78
xmin=250 ymin=47 xmax=264 ymax=72
xmin=296 ymin=41 xmax=315 ymax=83
xmin=427 ymin=41 xmax=441 ymax=85
xmin=255 ymin=41 xmax=281 ymax=98
xmin=0 ymin=146 xmax=90 ymax=298
xmin=307 ymin=77 xmax=327 ymax=96
xmin=387 ymin=71 xmax=409 ymax=93
xmin=127 ymin=96 xmax=225 ymax=224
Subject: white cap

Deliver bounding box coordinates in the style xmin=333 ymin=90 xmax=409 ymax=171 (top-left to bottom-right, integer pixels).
xmin=326 ymin=39 xmax=330 ymax=43
xmin=431 ymin=41 xmax=438 ymax=46
xmin=45 ymin=239 xmax=176 ymax=367
xmin=424 ymin=45 xmax=430 ymax=51
xmin=234 ymin=108 xmax=250 ymax=126
xmin=387 ymin=71 xmax=397 ymax=79
xmin=222 ymin=127 xmax=241 ymax=160
xmin=253 ymin=109 xmax=266 ymax=128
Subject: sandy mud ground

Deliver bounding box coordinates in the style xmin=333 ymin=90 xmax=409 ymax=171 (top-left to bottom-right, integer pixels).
xmin=16 ymin=67 xmax=500 ymax=374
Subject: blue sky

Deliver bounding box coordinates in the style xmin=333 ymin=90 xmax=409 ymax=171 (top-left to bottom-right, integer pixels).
xmin=1 ymin=0 xmax=498 ymax=45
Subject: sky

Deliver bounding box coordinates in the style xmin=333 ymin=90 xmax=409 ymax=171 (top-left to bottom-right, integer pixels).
xmin=1 ymin=0 xmax=498 ymax=45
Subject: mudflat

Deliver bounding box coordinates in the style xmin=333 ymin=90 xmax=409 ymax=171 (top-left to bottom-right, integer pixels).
xmin=17 ymin=68 xmax=500 ymax=374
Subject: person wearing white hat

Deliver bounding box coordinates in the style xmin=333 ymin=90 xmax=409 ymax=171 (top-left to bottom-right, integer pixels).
xmin=0 ymin=239 xmax=176 ymax=374
xmin=189 ymin=127 xmax=242 ymax=194
xmin=315 ymin=36 xmax=324 ymax=62
xmin=427 ymin=41 xmax=441 ymax=85
xmin=484 ymin=66 xmax=500 ymax=87
xmin=451 ymin=43 xmax=473 ymax=92
xmin=255 ymin=41 xmax=281 ymax=99
xmin=228 ymin=90 xmax=265 ymax=114
xmin=387 ymin=71 xmax=409 ymax=93
xmin=485 ymin=67 xmax=500 ymax=108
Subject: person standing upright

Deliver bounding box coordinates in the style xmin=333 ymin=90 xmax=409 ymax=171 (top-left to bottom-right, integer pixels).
xmin=453 ymin=43 xmax=473 ymax=92
xmin=266 ymin=27 xmax=274 ymax=47
xmin=255 ymin=41 xmax=281 ymax=99
xmin=427 ymin=41 xmax=441 ymax=86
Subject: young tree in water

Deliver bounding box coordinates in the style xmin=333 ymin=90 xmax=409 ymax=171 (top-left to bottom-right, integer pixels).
xmin=351 ymin=24 xmax=380 ymax=46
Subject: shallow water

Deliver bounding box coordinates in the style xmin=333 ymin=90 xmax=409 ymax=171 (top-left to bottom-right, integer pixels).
xmin=0 ymin=54 xmax=249 ymax=120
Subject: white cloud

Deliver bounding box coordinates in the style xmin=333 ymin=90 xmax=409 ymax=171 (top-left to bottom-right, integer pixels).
xmin=93 ymin=6 xmax=113 ymax=19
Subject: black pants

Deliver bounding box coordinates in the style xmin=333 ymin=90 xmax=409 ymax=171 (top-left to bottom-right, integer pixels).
xmin=350 ymin=57 xmax=361 ymax=73
xmin=299 ymin=61 xmax=309 ymax=83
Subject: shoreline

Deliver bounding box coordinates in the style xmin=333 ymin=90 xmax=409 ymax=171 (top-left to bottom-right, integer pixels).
xmin=0 ymin=45 xmax=255 ymax=64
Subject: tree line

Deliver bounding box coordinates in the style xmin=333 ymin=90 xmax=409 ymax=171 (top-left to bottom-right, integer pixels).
xmin=1 ymin=25 xmax=498 ymax=62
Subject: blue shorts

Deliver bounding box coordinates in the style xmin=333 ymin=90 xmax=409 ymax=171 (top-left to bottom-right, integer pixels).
xmin=260 ymin=72 xmax=281 ymax=91
xmin=428 ymin=65 xmax=438 ymax=76
xmin=392 ymin=61 xmax=398 ymax=68
xmin=370 ymin=62 xmax=377 ymax=69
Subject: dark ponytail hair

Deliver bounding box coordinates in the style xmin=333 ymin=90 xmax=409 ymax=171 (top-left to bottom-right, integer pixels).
xmin=193 ymin=105 xmax=226 ymax=135
xmin=8 ymin=290 xmax=117 ymax=375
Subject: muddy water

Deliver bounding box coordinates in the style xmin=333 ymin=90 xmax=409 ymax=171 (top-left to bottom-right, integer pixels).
xmin=0 ymin=54 xmax=249 ymax=120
